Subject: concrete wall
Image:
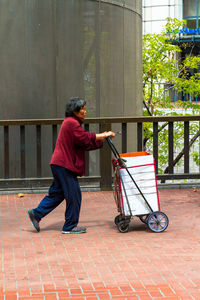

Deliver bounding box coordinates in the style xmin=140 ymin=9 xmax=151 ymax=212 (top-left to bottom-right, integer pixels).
xmin=0 ymin=0 xmax=142 ymax=119
xmin=0 ymin=0 xmax=142 ymax=178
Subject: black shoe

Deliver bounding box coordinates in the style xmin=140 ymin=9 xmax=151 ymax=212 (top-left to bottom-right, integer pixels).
xmin=28 ymin=209 xmax=40 ymax=232
xmin=62 ymin=226 xmax=86 ymax=234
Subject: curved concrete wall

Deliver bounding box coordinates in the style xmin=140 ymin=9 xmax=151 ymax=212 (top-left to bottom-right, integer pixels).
xmin=0 ymin=0 xmax=142 ymax=179
xmin=0 ymin=0 xmax=142 ymax=119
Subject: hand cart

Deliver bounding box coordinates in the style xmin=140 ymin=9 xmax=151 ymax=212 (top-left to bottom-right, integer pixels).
xmin=106 ymin=137 xmax=169 ymax=233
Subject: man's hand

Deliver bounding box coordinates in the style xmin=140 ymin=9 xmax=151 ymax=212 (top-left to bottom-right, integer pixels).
xmin=96 ymin=131 xmax=115 ymax=140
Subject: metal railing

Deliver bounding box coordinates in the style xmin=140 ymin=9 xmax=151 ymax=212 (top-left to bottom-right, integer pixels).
xmin=0 ymin=115 xmax=200 ymax=191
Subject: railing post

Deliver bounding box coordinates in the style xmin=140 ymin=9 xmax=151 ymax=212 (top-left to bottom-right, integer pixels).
xmin=20 ymin=125 xmax=25 ymax=178
xmin=36 ymin=125 xmax=42 ymax=178
xmin=153 ymin=122 xmax=158 ymax=173
xmin=99 ymin=123 xmax=112 ymax=190
xmin=52 ymin=124 xmax=57 ymax=152
xmin=4 ymin=126 xmax=9 ymax=179
xmin=168 ymin=122 xmax=174 ymax=174
xmin=122 ymin=123 xmax=127 ymax=153
xmin=137 ymin=122 xmax=143 ymax=151
xmin=84 ymin=123 xmax=90 ymax=176
xmin=184 ymin=121 xmax=189 ymax=173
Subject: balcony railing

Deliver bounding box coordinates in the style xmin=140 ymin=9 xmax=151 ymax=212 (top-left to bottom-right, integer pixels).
xmin=0 ymin=115 xmax=200 ymax=191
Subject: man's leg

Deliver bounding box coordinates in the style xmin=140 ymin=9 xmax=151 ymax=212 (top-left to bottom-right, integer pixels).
xmin=33 ymin=180 xmax=64 ymax=221
xmin=51 ymin=167 xmax=83 ymax=232
xmin=63 ymin=172 xmax=82 ymax=231
xmin=28 ymin=165 xmax=64 ymax=231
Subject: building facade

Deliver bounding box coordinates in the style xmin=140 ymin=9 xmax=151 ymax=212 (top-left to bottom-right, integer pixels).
xmin=143 ymin=0 xmax=200 ymax=36
xmin=143 ymin=0 xmax=182 ymax=34
xmin=143 ymin=0 xmax=200 ymax=102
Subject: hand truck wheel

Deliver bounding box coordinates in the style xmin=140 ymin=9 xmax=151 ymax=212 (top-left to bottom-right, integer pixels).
xmin=138 ymin=214 xmax=149 ymax=224
xmin=147 ymin=211 xmax=169 ymax=233
xmin=117 ymin=220 xmax=130 ymax=233
xmin=114 ymin=214 xmax=123 ymax=225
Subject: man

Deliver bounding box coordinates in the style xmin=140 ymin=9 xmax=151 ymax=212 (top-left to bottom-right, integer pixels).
xmin=28 ymin=97 xmax=115 ymax=234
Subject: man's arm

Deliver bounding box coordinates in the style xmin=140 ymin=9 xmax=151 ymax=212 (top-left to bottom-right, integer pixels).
xmin=72 ymin=122 xmax=115 ymax=149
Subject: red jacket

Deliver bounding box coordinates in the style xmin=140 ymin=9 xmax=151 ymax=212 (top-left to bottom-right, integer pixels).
xmin=50 ymin=116 xmax=103 ymax=176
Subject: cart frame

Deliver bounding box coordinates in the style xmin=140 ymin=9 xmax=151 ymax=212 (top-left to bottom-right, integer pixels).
xmin=106 ymin=137 xmax=169 ymax=233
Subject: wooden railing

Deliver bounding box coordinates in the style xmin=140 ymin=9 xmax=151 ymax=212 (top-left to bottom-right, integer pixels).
xmin=0 ymin=115 xmax=200 ymax=191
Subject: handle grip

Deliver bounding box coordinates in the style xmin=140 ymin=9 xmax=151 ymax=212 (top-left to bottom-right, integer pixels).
xmin=106 ymin=137 xmax=126 ymax=168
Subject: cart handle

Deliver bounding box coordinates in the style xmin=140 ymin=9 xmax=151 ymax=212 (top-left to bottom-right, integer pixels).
xmin=106 ymin=137 xmax=126 ymax=168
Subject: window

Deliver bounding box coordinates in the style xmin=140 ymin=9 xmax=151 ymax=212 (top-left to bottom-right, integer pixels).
xmin=184 ymin=0 xmax=196 ymax=17
xmin=151 ymin=6 xmax=169 ymax=20
xmin=186 ymin=19 xmax=197 ymax=29
xmin=183 ymin=0 xmax=199 ymax=31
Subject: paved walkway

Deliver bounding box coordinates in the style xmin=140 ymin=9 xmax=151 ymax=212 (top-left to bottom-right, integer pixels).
xmin=1 ymin=188 xmax=200 ymax=299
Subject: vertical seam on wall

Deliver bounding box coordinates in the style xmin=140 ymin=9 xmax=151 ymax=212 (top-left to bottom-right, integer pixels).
xmin=53 ymin=0 xmax=58 ymax=117
xmin=95 ymin=0 xmax=101 ymax=117
xmin=123 ymin=0 xmax=125 ymax=116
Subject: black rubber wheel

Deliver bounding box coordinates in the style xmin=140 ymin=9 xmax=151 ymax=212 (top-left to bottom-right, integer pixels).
xmin=147 ymin=211 xmax=169 ymax=233
xmin=138 ymin=215 xmax=149 ymax=224
xmin=114 ymin=214 xmax=123 ymax=225
xmin=117 ymin=221 xmax=130 ymax=233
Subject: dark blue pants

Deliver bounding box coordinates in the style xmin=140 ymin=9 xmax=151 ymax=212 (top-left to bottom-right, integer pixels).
xmin=33 ymin=164 xmax=82 ymax=231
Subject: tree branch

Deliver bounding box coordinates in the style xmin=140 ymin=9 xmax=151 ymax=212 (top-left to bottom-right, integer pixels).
xmin=161 ymin=130 xmax=200 ymax=183
xmin=143 ymin=116 xmax=169 ymax=150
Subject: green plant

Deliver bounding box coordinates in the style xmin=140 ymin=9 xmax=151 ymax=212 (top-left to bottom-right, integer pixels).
xmin=143 ymin=18 xmax=200 ymax=179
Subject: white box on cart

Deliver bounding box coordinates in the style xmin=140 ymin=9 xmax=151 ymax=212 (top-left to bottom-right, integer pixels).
xmin=118 ymin=152 xmax=160 ymax=216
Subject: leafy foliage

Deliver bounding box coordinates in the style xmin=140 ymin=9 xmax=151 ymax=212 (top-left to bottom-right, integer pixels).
xmin=143 ymin=18 xmax=200 ymax=177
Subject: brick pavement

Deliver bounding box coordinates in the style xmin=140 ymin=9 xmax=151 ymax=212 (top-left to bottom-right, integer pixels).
xmin=1 ymin=188 xmax=200 ymax=299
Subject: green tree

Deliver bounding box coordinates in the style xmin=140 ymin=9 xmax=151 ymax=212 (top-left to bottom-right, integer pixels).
xmin=143 ymin=18 xmax=200 ymax=114
xmin=143 ymin=18 xmax=200 ymax=178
